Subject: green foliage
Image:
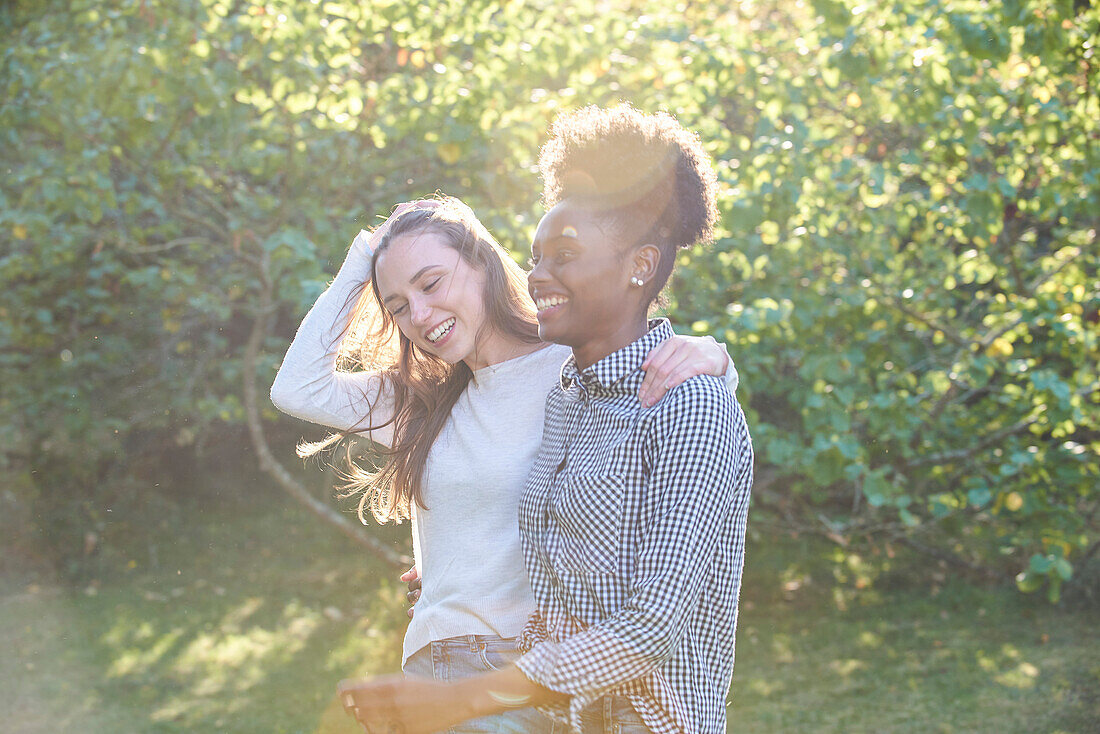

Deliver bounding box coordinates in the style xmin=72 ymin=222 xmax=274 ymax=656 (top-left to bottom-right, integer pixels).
xmin=664 ymin=0 xmax=1100 ymax=594
xmin=2 ymin=0 xmax=1097 ymax=593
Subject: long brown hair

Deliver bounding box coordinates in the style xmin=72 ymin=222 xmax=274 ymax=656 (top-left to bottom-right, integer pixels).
xmin=300 ymin=197 xmax=540 ymax=523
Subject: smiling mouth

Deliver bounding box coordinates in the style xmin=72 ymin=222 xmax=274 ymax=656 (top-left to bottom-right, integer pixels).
xmin=535 ymin=296 xmax=569 ymax=314
xmin=426 ymin=317 xmax=456 ymax=343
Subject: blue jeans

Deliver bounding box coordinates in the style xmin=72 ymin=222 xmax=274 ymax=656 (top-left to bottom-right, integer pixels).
xmin=575 ymin=694 xmax=649 ymax=733
xmin=403 ymin=635 xmax=557 ymax=733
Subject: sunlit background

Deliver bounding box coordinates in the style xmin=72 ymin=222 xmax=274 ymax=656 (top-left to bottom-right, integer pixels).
xmin=2 ymin=0 xmax=1097 ymax=731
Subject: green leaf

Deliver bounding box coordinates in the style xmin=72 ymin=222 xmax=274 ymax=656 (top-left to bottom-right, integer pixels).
xmin=1016 ymin=571 xmax=1043 ymax=593
xmin=967 ymin=488 xmax=992 ymax=508
xmin=1029 ymin=554 xmax=1054 ymax=575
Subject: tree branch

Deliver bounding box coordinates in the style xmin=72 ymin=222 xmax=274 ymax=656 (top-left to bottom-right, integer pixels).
xmin=895 ymin=534 xmax=1005 ymax=581
xmin=241 ymin=249 xmax=409 ymax=570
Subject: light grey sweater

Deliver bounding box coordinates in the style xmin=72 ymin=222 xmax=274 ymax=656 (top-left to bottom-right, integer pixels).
xmin=270 ymin=231 xmax=739 ymax=665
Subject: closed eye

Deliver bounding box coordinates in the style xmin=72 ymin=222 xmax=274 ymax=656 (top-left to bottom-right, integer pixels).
xmin=424 ymin=277 xmax=442 ymax=292
xmin=528 ymin=249 xmax=573 ymax=268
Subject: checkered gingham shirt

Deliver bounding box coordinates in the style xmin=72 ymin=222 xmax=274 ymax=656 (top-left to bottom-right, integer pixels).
xmin=516 ymin=319 xmax=753 ymax=733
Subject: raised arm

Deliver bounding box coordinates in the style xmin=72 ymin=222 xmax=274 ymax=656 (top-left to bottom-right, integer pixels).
xmin=270 ymin=206 xmax=418 ymax=446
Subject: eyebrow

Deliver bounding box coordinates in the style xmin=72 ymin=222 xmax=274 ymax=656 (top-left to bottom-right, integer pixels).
xmin=532 ymin=230 xmax=581 ymax=250
xmin=382 ymin=265 xmax=442 ymax=305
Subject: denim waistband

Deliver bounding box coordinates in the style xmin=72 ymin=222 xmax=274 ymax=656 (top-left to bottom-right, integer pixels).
xmin=429 ymin=634 xmax=518 ymax=653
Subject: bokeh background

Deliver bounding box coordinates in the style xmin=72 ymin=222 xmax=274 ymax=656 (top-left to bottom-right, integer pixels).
xmin=2 ymin=0 xmax=1097 ymax=731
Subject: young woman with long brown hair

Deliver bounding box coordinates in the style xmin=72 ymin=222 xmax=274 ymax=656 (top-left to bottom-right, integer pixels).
xmin=270 ymin=194 xmax=737 ymax=732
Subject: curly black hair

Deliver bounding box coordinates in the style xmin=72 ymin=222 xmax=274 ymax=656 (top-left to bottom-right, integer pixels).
xmin=538 ymin=104 xmax=718 ymax=298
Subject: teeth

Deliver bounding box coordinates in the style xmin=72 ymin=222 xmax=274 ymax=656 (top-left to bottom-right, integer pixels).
xmin=536 ymin=296 xmax=568 ymax=311
xmin=427 ymin=318 xmax=455 ymax=343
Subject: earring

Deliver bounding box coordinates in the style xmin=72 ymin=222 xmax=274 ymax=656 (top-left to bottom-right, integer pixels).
xmin=630 ymin=276 xmax=644 ymax=286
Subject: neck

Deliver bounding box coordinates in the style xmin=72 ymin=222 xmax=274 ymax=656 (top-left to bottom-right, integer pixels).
xmin=462 ymin=330 xmax=543 ymax=372
xmin=572 ymin=317 xmax=649 ymax=371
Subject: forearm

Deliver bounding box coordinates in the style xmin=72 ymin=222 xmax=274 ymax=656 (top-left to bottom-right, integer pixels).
xmin=269 ymin=231 xmax=387 ymax=432
xmin=340 ymin=665 xmax=564 ymax=734
xmin=272 ymin=231 xmax=372 ymax=385
xmin=461 ymin=665 xmax=566 ymax=720
xmin=515 ymin=587 xmax=689 ymax=698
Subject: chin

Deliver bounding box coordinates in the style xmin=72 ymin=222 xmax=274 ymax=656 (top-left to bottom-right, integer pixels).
xmin=537 ymin=322 xmax=561 ymax=345
xmin=539 ymin=323 xmax=579 ymax=348
xmin=446 ymin=341 xmax=481 ymax=366
xmin=417 ymin=341 xmax=453 ymax=364
xmin=433 ymin=346 xmax=465 ymax=365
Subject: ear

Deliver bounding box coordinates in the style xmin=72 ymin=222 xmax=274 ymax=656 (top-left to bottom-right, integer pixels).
xmin=629 ymin=243 xmax=661 ymax=287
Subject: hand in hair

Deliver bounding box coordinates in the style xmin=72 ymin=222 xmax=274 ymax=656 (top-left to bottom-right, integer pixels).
xmin=366 ymin=200 xmax=442 ymax=253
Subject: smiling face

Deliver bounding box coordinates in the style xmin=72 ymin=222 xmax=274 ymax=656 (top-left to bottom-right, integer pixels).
xmin=527 ymin=200 xmax=655 ymax=368
xmin=374 ymin=229 xmax=493 ymax=369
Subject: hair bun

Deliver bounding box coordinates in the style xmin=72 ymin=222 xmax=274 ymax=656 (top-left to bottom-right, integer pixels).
xmin=540 ymin=104 xmax=717 ymax=250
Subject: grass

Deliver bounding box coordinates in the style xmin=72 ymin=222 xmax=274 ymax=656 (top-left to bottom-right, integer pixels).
xmin=2 ymin=479 xmax=1097 ymax=733
xmin=730 ymin=533 xmax=1099 ymax=733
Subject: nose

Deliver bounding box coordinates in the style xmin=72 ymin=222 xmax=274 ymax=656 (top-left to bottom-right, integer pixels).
xmin=409 ymin=296 xmax=432 ymax=326
xmin=527 ymin=257 xmax=549 ymax=293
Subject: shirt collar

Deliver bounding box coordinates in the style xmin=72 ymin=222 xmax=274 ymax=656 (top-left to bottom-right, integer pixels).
xmin=559 ymin=319 xmax=674 ymax=393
